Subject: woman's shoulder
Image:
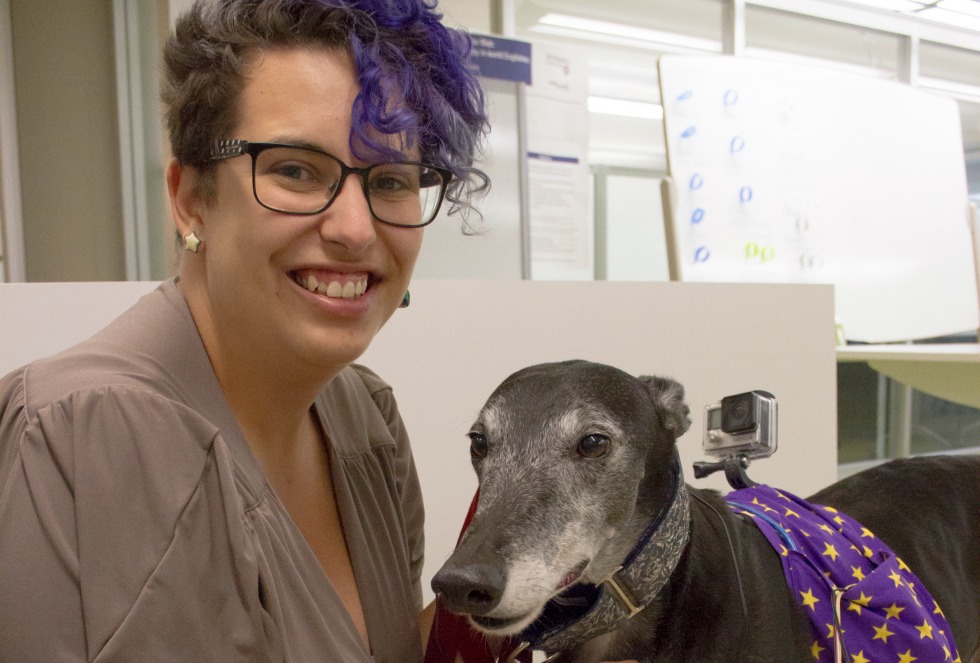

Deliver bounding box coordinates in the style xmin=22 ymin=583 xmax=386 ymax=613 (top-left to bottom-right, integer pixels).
xmin=340 ymin=363 xmax=393 ymax=396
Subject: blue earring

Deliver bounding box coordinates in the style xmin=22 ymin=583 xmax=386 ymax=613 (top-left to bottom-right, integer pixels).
xmin=399 ymin=291 xmax=411 ymax=308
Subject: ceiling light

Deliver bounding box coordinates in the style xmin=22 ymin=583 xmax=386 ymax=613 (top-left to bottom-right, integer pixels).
xmin=587 ymin=96 xmax=664 ymax=120
xmin=937 ymin=0 xmax=980 ymax=18
xmin=916 ymin=6 xmax=980 ymax=31
xmin=840 ymin=0 xmax=929 ymax=10
xmin=532 ymin=13 xmax=720 ymax=53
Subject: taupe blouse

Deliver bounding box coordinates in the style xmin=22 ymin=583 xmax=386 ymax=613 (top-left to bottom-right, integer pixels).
xmin=0 ymin=280 xmax=425 ymax=662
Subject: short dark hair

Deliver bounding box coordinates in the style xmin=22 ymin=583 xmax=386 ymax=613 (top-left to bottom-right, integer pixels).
xmin=162 ymin=0 xmax=489 ymax=221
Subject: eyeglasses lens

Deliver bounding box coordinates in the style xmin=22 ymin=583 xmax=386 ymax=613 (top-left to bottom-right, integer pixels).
xmin=252 ymin=146 xmax=445 ymax=226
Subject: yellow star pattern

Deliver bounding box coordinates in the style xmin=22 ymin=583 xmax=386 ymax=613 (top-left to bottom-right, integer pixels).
xmin=819 ymin=524 xmax=835 ymax=535
xmin=852 ymin=652 xmax=870 ymax=663
xmin=933 ymin=601 xmax=946 ymax=618
xmin=897 ymin=558 xmax=911 ymax=572
xmin=785 ymin=507 xmax=801 ymax=518
xmin=833 ymin=515 xmax=845 ymax=526
xmin=884 ymin=603 xmax=906 ymax=620
xmin=822 ymin=542 xmax=840 ymax=562
xmin=801 ymin=588 xmax=820 ymax=611
xmin=811 ymin=640 xmax=825 ymax=659
xmin=897 ymin=649 xmax=918 ymax=663
xmin=860 ymin=527 xmax=875 ymax=538
xmin=873 ymin=623 xmax=894 ymax=643
xmin=823 ymin=506 xmax=838 ymax=513
xmin=851 ymin=566 xmax=866 ymax=582
xmin=889 ymin=571 xmax=903 ymax=587
xmin=916 ymin=620 xmax=934 ymax=640
xmin=847 ymin=592 xmax=873 ymax=615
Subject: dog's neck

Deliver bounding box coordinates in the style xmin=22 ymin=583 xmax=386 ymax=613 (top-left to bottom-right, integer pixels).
xmin=502 ymin=454 xmax=691 ymax=659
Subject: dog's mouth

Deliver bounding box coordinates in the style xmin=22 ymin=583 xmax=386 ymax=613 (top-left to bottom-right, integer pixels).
xmin=468 ymin=560 xmax=590 ymax=635
xmin=556 ymin=559 xmax=589 ymax=591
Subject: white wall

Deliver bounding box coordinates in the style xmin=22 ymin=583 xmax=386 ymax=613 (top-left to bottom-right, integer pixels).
xmin=0 ymin=279 xmax=838 ymax=604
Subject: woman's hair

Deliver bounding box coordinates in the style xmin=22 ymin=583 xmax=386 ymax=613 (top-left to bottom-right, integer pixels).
xmin=162 ymin=0 xmax=489 ymax=222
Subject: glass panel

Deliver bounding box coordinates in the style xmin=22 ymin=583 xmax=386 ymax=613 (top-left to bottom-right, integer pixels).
xmin=837 ymin=363 xmax=882 ymax=464
xmin=745 ymin=5 xmax=903 ymax=79
xmin=910 ymin=391 xmax=980 ymax=455
xmin=920 ymin=40 xmax=980 ymax=89
xmin=604 ymin=171 xmax=669 ymax=281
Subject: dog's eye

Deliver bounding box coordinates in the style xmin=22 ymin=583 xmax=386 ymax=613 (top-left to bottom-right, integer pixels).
xmin=577 ymin=434 xmax=610 ymax=459
xmin=469 ymin=433 xmax=488 ymax=459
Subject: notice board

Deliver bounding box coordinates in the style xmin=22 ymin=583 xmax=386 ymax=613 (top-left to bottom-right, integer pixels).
xmin=659 ymin=55 xmax=978 ymax=343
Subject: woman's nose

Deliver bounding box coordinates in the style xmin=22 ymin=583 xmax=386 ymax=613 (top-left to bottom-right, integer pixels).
xmin=318 ymin=174 xmax=377 ymax=253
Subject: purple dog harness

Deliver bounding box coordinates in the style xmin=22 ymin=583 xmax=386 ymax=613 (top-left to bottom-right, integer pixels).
xmin=727 ymin=485 xmax=960 ymax=663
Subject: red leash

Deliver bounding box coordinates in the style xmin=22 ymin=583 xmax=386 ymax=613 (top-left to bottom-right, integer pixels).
xmin=424 ymin=491 xmax=531 ymax=663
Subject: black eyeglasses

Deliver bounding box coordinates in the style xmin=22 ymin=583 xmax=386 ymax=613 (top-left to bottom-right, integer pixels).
xmin=209 ymin=140 xmax=452 ymax=228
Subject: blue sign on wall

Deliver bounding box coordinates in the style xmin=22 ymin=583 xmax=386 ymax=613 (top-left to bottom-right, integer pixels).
xmin=470 ymin=34 xmax=532 ymax=85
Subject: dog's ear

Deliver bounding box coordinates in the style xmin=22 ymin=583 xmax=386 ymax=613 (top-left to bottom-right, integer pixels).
xmin=639 ymin=375 xmax=691 ymax=438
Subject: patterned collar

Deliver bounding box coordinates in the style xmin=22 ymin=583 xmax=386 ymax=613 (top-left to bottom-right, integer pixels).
xmin=501 ymin=458 xmax=691 ymax=661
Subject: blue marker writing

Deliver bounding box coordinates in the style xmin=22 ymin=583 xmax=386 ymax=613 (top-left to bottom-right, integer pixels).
xmin=723 ymin=89 xmax=739 ymax=107
xmin=681 ymin=126 xmax=697 ymax=138
xmin=739 ymin=186 xmax=753 ymax=203
xmin=694 ymin=246 xmax=711 ymax=263
xmin=676 ymin=90 xmax=693 ymax=101
xmin=729 ymin=136 xmax=745 ymax=153
xmin=691 ymin=208 xmax=705 ymax=224
xmin=689 ymin=173 xmax=704 ymax=190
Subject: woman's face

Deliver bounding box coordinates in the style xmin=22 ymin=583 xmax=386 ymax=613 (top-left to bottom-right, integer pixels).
xmin=176 ymin=46 xmax=424 ymax=380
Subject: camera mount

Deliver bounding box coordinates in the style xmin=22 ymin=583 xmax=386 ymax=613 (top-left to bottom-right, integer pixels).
xmin=692 ymin=454 xmax=757 ymax=489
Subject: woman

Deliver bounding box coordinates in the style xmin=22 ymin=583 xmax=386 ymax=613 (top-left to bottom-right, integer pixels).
xmin=0 ymin=1 xmax=487 ymax=660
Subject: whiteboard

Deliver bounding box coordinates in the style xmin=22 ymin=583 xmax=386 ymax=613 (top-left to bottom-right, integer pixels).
xmin=659 ymin=55 xmax=979 ymax=343
xmin=0 ymin=279 xmax=838 ymax=604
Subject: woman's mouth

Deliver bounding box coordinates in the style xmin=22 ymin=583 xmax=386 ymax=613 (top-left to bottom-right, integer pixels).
xmin=291 ymin=270 xmax=371 ymax=299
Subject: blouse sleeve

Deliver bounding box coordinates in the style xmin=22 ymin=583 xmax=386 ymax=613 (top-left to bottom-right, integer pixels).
xmin=0 ymin=373 xmax=268 ymax=662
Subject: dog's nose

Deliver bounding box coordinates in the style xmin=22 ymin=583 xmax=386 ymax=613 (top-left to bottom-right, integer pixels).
xmin=431 ymin=563 xmax=505 ymax=616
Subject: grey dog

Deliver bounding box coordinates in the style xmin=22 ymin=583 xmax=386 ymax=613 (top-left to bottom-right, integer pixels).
xmin=431 ymin=360 xmax=980 ymax=663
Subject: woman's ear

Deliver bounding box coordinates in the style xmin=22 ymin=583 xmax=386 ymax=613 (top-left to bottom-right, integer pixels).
xmin=167 ymin=159 xmax=205 ymax=238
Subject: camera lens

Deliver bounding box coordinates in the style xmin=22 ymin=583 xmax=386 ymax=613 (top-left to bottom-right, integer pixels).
xmin=721 ymin=392 xmax=758 ymax=434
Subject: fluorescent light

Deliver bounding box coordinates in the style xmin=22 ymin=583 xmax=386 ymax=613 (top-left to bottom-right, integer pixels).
xmin=937 ymin=0 xmax=980 ymax=19
xmin=916 ymin=6 xmax=980 ymax=31
xmin=588 ymin=96 xmax=664 ymax=120
xmin=841 ymin=0 xmax=929 ymax=11
xmin=533 ymin=13 xmax=720 ymax=53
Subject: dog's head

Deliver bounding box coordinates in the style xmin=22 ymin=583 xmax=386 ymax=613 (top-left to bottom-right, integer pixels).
xmin=431 ymin=360 xmax=690 ymax=636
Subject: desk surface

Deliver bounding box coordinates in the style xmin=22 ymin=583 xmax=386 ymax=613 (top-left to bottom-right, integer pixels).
xmin=837 ymin=343 xmax=980 ymax=363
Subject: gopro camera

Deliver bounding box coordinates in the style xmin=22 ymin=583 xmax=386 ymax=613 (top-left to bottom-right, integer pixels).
xmin=703 ymin=390 xmax=777 ymax=460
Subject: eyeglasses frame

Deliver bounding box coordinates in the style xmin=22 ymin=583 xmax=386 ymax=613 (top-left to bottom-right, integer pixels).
xmin=209 ymin=139 xmax=452 ymax=228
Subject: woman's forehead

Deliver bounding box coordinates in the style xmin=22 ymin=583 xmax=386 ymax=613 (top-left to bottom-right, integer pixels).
xmin=235 ymin=46 xmax=419 ymax=162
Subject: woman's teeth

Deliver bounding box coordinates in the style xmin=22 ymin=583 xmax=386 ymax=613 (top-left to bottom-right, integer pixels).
xmin=296 ymin=274 xmax=368 ymax=299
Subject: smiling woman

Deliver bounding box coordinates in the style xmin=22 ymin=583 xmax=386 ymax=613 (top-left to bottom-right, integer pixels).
xmin=0 ymin=1 xmax=488 ymax=662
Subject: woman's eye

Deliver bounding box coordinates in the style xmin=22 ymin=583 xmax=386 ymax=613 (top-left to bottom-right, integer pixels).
xmin=369 ymin=167 xmax=418 ymax=194
xmin=577 ymin=434 xmax=610 ymax=459
xmin=270 ymin=162 xmax=321 ymax=184
xmin=469 ymin=433 xmax=488 ymax=459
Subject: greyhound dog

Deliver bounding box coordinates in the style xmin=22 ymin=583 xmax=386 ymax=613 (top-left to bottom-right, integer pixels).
xmin=431 ymin=360 xmax=980 ymax=663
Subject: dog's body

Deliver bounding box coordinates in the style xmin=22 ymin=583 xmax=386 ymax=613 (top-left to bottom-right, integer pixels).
xmin=432 ymin=361 xmax=980 ymax=662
